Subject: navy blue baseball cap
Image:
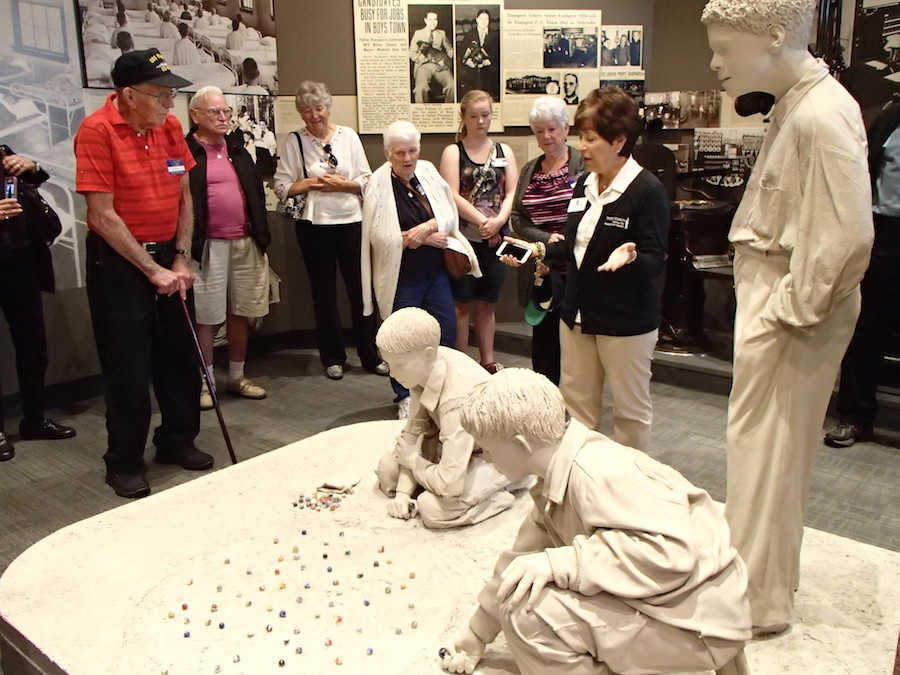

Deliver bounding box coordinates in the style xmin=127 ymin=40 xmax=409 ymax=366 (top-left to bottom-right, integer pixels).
xmin=112 ymin=48 xmax=192 ymax=88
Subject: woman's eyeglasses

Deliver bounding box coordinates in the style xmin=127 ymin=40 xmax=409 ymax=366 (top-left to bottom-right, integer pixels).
xmin=323 ymin=144 xmax=338 ymax=168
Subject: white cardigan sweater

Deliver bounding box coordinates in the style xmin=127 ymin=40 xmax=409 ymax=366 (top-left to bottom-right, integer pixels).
xmin=361 ymin=159 xmax=481 ymax=319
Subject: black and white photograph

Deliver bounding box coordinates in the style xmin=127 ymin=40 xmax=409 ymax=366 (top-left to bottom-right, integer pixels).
xmin=75 ymin=0 xmax=279 ymax=94
xmin=225 ymin=92 xmax=276 ymax=177
xmin=407 ymin=4 xmax=454 ymax=104
xmin=843 ymin=0 xmax=900 ymax=119
xmin=543 ymin=27 xmax=597 ymax=69
xmin=643 ymin=90 xmax=720 ymax=130
xmin=602 ymin=25 xmax=642 ymax=68
xmin=604 ymin=79 xmax=646 ymax=111
xmin=563 ymin=71 xmax=579 ymax=105
xmin=456 ymin=5 xmax=500 ymax=101
xmin=505 ymin=73 xmax=560 ymax=95
xmin=2 ymin=0 xmax=86 ymax=290
xmin=693 ymin=127 xmax=766 ymax=191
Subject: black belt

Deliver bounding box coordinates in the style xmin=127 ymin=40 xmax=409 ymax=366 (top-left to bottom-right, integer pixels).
xmin=87 ymin=232 xmax=176 ymax=264
xmin=141 ymin=240 xmax=176 ymax=255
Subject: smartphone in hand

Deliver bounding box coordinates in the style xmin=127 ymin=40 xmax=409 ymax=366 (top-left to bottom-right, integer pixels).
xmin=3 ymin=176 xmax=16 ymax=200
xmin=496 ymin=240 xmax=532 ymax=263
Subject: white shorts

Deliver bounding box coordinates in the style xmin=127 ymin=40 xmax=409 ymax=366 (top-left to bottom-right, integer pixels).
xmin=192 ymin=237 xmax=269 ymax=325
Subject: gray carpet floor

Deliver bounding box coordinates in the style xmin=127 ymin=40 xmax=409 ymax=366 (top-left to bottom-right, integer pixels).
xmin=1 ymin=344 xmax=898 ymax=581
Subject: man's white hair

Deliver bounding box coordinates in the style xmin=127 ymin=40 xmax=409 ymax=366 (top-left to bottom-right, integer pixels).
xmin=376 ymin=307 xmax=440 ymax=354
xmin=383 ymin=120 xmax=421 ymax=150
xmin=189 ymin=85 xmax=224 ymax=109
xmin=701 ymin=0 xmax=816 ymax=49
xmin=460 ymin=369 xmax=568 ymax=445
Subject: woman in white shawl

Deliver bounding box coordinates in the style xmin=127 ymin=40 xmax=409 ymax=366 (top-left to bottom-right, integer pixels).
xmin=362 ymin=120 xmax=480 ymax=416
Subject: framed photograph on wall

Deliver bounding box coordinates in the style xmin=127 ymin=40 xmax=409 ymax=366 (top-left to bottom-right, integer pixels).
xmin=74 ymin=0 xmax=279 ymax=94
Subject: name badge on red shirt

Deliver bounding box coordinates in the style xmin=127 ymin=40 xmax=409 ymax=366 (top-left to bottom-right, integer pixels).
xmin=166 ymin=159 xmax=186 ymax=175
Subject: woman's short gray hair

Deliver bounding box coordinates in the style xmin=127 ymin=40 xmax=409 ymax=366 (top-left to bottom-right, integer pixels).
xmin=383 ymin=120 xmax=421 ymax=150
xmin=294 ymin=80 xmax=333 ymax=113
xmin=189 ymin=85 xmax=224 ymax=109
xmin=528 ymin=96 xmax=569 ymax=130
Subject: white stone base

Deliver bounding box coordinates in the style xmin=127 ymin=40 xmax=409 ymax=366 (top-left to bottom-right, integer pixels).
xmin=0 ymin=421 xmax=896 ymax=674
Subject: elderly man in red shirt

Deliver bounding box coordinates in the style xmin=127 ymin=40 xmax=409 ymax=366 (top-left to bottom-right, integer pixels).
xmin=75 ymin=48 xmax=214 ymax=499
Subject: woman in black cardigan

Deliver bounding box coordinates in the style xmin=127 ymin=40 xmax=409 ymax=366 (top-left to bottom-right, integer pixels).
xmin=501 ymin=86 xmax=668 ymax=451
xmin=0 ymin=147 xmax=76 ymax=461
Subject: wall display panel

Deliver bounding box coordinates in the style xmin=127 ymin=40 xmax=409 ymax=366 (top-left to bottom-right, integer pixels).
xmin=502 ymin=9 xmax=599 ymax=124
xmin=74 ymin=0 xmax=279 ymax=95
xmin=1 ymin=0 xmax=86 ymax=291
xmin=353 ymin=3 xmax=652 ymax=130
xmin=353 ymin=0 xmax=504 ymax=134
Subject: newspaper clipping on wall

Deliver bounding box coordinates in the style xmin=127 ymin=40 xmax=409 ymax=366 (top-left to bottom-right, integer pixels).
xmin=353 ymin=3 xmax=647 ymax=131
xmin=353 ymin=0 xmax=504 ymax=133
xmin=502 ymin=9 xmax=600 ymax=125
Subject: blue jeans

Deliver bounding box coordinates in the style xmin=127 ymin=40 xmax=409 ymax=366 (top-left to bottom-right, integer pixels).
xmin=389 ymin=272 xmax=456 ymax=400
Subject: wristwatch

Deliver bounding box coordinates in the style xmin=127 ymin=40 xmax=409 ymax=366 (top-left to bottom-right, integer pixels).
xmin=175 ymin=248 xmax=191 ymax=260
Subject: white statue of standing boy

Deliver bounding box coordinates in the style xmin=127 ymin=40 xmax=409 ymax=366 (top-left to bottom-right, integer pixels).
xmin=441 ymin=368 xmax=751 ymax=675
xmin=702 ymin=0 xmax=873 ymax=636
xmin=375 ymin=307 xmax=519 ymax=529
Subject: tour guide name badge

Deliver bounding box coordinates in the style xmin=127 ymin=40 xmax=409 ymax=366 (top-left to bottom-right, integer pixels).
xmin=603 ymin=215 xmax=630 ymax=230
xmin=167 ymin=159 xmax=186 ymax=175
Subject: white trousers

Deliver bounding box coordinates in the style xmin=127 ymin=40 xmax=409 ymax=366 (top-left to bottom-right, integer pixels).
xmin=376 ymin=452 xmax=513 ymax=530
xmin=725 ymin=245 xmax=859 ymax=631
xmin=500 ymin=585 xmax=742 ymax=675
xmin=559 ymin=325 xmax=657 ymax=451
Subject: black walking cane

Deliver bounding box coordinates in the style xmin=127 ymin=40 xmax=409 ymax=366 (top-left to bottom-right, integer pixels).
xmin=180 ymin=295 xmax=238 ymax=465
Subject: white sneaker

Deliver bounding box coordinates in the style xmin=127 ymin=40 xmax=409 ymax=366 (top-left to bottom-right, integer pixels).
xmin=200 ymin=382 xmax=214 ymax=411
xmin=397 ymin=397 xmax=411 ymax=420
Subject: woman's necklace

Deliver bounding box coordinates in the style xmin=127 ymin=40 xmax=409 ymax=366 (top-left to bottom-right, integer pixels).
xmin=197 ymin=135 xmax=226 ymax=159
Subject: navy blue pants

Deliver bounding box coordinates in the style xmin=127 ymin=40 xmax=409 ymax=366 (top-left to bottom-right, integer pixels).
xmin=389 ymin=271 xmax=456 ymax=400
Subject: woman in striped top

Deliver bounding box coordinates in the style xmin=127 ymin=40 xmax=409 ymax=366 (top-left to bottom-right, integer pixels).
xmin=508 ymin=97 xmax=584 ymax=384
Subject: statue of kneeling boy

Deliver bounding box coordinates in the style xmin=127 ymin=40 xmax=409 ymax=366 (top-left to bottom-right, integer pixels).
xmin=442 ymin=368 xmax=752 ymax=675
xmin=375 ymin=307 xmax=523 ymax=529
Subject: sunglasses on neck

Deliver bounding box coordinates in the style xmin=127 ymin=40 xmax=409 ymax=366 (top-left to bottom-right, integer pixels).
xmin=323 ymin=144 xmax=338 ymax=168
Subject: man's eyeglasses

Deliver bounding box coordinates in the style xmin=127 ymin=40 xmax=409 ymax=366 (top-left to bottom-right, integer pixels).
xmin=323 ymin=144 xmax=338 ymax=169
xmin=194 ymin=107 xmax=234 ymax=118
xmin=130 ymin=87 xmax=179 ymax=104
